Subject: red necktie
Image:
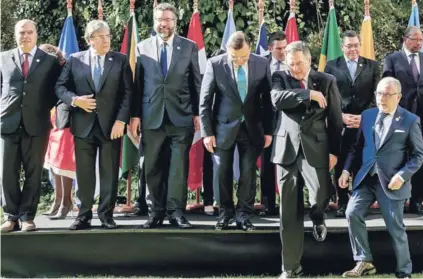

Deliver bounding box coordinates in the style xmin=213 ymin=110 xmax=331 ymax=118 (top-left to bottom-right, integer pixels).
xmin=22 ymin=53 xmax=29 ymax=78
xmin=300 ymin=80 xmax=305 ymax=89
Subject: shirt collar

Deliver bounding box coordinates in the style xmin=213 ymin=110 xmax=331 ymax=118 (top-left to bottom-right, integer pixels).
xmin=379 ymin=108 xmax=396 ymax=117
xmin=403 ymin=47 xmax=418 ymax=58
xmin=344 ymin=55 xmax=358 ymax=63
xmin=89 ymin=48 xmax=106 ymax=59
xmin=18 ymin=46 xmax=37 ymax=57
xmin=157 ymin=34 xmax=175 ymax=48
xmin=271 ymin=56 xmax=282 ymax=66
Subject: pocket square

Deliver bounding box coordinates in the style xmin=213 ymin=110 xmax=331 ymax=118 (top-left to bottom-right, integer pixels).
xmin=394 ymin=129 xmax=405 ymax=133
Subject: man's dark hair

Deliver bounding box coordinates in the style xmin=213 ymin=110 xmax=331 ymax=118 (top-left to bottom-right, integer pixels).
xmin=342 ymin=30 xmax=360 ymax=42
xmin=210 ymin=49 xmax=226 ymax=57
xmin=226 ymin=31 xmax=250 ymax=50
xmin=268 ymin=31 xmax=286 ymax=46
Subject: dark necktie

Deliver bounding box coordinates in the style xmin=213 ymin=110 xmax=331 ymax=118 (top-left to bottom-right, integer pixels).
xmin=410 ymin=53 xmax=420 ymax=83
xmin=22 ymin=53 xmax=29 ymax=78
xmin=93 ymin=55 xmax=102 ymax=91
xmin=161 ymin=42 xmax=168 ymax=77
xmin=369 ymin=112 xmax=388 ymax=176
xmin=276 ymin=61 xmax=281 ymax=71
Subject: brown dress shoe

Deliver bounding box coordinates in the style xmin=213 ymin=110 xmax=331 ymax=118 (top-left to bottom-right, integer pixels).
xmin=342 ymin=261 xmax=376 ymax=277
xmin=21 ymin=221 xmax=37 ymax=232
xmin=1 ymin=221 xmax=20 ymax=233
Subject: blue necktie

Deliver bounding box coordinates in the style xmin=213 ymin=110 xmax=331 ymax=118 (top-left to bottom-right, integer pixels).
xmin=93 ymin=55 xmax=102 ymax=91
xmin=276 ymin=61 xmax=281 ymax=71
xmin=347 ymin=60 xmax=357 ymax=80
xmin=237 ymin=66 xmax=247 ymax=103
xmin=369 ymin=112 xmax=388 ymax=176
xmin=160 ymin=42 xmax=168 ymax=77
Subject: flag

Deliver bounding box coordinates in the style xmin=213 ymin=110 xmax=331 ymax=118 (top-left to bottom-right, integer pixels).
xmin=407 ymin=2 xmax=423 ymax=52
xmin=119 ymin=15 xmax=140 ymax=177
xmin=318 ymin=6 xmax=343 ymax=72
xmin=58 ymin=15 xmax=79 ymax=59
xmin=187 ymin=11 xmax=207 ymax=191
xmin=255 ymin=22 xmax=269 ymax=56
xmin=220 ymin=9 xmax=237 ymax=50
xmin=285 ymin=12 xmax=299 ymax=44
xmin=359 ymin=16 xmax=375 ymax=60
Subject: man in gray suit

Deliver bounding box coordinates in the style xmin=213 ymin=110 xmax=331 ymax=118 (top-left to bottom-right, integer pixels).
xmin=130 ymin=3 xmax=201 ymax=229
xmin=0 ymin=19 xmax=60 ymax=232
xmin=271 ymin=42 xmax=343 ymax=278
xmin=339 ymin=77 xmax=423 ymax=278
xmin=200 ymin=31 xmax=273 ymax=231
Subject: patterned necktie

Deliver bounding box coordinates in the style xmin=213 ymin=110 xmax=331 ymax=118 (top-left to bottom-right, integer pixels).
xmin=347 ymin=60 xmax=357 ymax=80
xmin=161 ymin=42 xmax=168 ymax=77
xmin=410 ymin=54 xmax=420 ymax=83
xmin=276 ymin=61 xmax=281 ymax=71
xmin=237 ymin=66 xmax=247 ymax=102
xmin=93 ymin=55 xmax=102 ymax=91
xmin=22 ymin=53 xmax=29 ymax=78
xmin=369 ymin=112 xmax=388 ymax=176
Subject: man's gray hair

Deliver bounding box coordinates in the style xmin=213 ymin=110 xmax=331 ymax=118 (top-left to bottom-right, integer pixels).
xmin=285 ymin=41 xmax=311 ymax=58
xmin=154 ymin=3 xmax=178 ymax=19
xmin=377 ymin=77 xmax=402 ymax=94
xmin=15 ymin=19 xmax=37 ymax=33
xmin=84 ymin=20 xmax=110 ymax=43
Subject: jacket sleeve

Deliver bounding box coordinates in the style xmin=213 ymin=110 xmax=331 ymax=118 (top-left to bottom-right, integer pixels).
xmin=327 ymin=76 xmax=344 ymax=157
xmin=271 ymin=72 xmax=310 ymax=110
xmin=199 ymin=59 xmax=216 ymax=138
xmin=261 ymin=62 xmax=273 ymax=135
xmin=116 ymin=55 xmax=133 ymax=124
xmin=189 ymin=43 xmax=202 ymax=116
xmin=55 ymin=56 xmax=77 ymax=106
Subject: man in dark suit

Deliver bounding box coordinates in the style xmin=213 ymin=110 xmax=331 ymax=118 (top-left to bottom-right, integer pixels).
xmin=339 ymin=77 xmax=423 ymax=278
xmin=200 ymin=31 xmax=273 ymax=231
xmin=0 ymin=19 xmax=60 ymax=232
xmin=56 ymin=20 xmax=133 ymax=230
xmin=382 ymin=26 xmax=423 ymax=215
xmin=325 ymin=30 xmax=380 ymax=217
xmin=130 ymin=3 xmax=201 ymax=229
xmin=271 ymin=42 xmax=343 ymax=278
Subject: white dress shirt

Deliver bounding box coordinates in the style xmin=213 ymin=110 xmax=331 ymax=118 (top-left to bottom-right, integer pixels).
xmin=18 ymin=46 xmax=37 ymax=69
xmin=404 ymin=47 xmax=421 ymax=74
xmin=270 ymin=56 xmax=289 ymax=75
xmin=89 ymin=48 xmax=105 ymax=77
xmin=156 ymin=34 xmax=174 ymax=70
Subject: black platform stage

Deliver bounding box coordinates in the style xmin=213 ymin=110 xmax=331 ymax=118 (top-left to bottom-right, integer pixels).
xmin=1 ymin=212 xmax=422 ymax=278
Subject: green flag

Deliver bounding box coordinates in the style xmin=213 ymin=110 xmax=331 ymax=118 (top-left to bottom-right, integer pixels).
xmin=318 ymin=6 xmax=342 ymax=72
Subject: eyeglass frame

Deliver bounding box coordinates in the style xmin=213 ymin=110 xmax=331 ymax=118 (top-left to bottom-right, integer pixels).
xmin=374 ymin=91 xmax=401 ymax=98
xmin=404 ymin=36 xmax=423 ymax=43
xmin=91 ymin=34 xmax=112 ymax=40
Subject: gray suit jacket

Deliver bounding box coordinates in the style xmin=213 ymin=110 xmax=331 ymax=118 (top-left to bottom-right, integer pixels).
xmin=271 ymin=70 xmax=343 ymax=168
xmin=133 ymin=35 xmax=202 ymax=129
xmin=1 ymin=48 xmax=60 ymax=136
xmin=199 ymin=53 xmax=273 ymax=150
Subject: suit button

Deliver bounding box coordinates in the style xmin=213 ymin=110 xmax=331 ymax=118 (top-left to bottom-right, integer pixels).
xmin=20 ymin=104 xmax=23 ymax=108
xmin=24 ymin=80 xmax=27 ymax=84
xmin=23 ymin=92 xmax=26 ymax=96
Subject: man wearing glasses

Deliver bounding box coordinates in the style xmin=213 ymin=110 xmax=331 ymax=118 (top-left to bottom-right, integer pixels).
xmin=339 ymin=77 xmax=423 ymax=278
xmin=383 ymin=26 xmax=423 ymax=215
xmin=56 ymin=20 xmax=133 ymax=230
xmin=324 ymin=30 xmax=380 ymax=217
xmin=130 ymin=3 xmax=201 ymax=229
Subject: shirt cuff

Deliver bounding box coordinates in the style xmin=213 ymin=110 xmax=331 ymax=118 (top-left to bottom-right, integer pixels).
xmin=394 ymin=174 xmax=405 ymax=183
xmin=71 ymin=97 xmax=78 ymax=107
xmin=342 ymin=170 xmax=350 ymax=176
xmin=116 ymin=120 xmax=126 ymax=125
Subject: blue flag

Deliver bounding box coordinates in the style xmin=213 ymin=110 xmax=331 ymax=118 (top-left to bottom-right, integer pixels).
xmin=220 ymin=9 xmax=237 ymax=50
xmin=58 ymin=16 xmax=79 ymax=58
xmin=407 ymin=2 xmax=422 ymax=52
xmin=255 ymin=22 xmax=269 ymax=56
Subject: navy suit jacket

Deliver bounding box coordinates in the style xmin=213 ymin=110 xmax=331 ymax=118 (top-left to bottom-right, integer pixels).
xmin=382 ymin=51 xmax=423 ymax=114
xmin=344 ymin=106 xmax=423 ymax=200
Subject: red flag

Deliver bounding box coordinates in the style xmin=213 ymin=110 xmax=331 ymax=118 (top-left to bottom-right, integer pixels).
xmin=187 ymin=11 xmax=207 ymax=191
xmin=285 ymin=12 xmax=299 ymax=44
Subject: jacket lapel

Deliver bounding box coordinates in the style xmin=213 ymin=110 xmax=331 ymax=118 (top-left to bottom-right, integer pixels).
xmin=338 ymin=58 xmax=353 ymax=83
xmin=11 ymin=48 xmax=23 ymax=76
xmin=166 ymin=35 xmax=181 ymax=80
xmin=379 ymin=107 xmax=405 ymax=150
xmin=368 ymin=109 xmax=378 ymax=152
xmin=223 ymin=56 xmax=242 ymax=103
xmin=307 ymin=70 xmax=319 ymax=90
xmin=244 ymin=56 xmax=255 ymax=103
xmin=81 ymin=51 xmax=95 ymax=92
xmin=354 ymin=57 xmax=365 ymax=80
xmin=400 ymin=50 xmax=415 ymax=81
xmin=97 ymin=51 xmax=113 ymax=92
xmin=419 ymin=52 xmax=423 ymax=84
xmin=26 ymin=48 xmax=44 ymax=78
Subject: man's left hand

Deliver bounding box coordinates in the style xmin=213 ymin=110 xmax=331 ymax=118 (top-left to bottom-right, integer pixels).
xmin=111 ymin=121 xmax=125 ymax=140
xmin=329 ymin=154 xmax=338 ymax=171
xmin=264 ymin=135 xmax=272 ymax=148
xmin=193 ymin=116 xmax=200 ymax=131
xmin=346 ymin=115 xmax=361 ymax=129
xmin=388 ymin=175 xmax=404 ymax=190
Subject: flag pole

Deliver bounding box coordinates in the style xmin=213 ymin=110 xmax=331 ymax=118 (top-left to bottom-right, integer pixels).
xmin=229 ymin=0 xmax=234 ymax=10
xmin=67 ymin=0 xmax=73 ymax=16
xmin=364 ymin=0 xmax=370 ymax=17
xmin=329 ymin=0 xmax=334 ymax=8
xmin=412 ymin=0 xmax=416 ymax=5
xmin=258 ymin=0 xmax=264 ymax=25
xmin=98 ymin=0 xmax=103 ymax=20
xmin=289 ymin=0 xmax=296 ymax=14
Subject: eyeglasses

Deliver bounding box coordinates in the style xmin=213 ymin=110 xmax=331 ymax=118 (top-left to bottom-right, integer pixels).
xmin=405 ymin=37 xmax=423 ymax=43
xmin=343 ymin=44 xmax=360 ymax=49
xmin=230 ymin=55 xmax=249 ymax=61
xmin=155 ymin=18 xmax=176 ymax=23
xmin=374 ymin=91 xmax=399 ymax=98
xmin=91 ymin=34 xmax=112 ymax=40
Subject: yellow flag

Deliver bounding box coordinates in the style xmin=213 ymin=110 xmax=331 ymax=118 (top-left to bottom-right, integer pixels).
xmin=359 ymin=16 xmax=375 ymax=60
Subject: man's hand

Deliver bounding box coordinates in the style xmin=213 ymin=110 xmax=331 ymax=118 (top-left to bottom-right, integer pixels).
xmin=329 ymin=154 xmax=338 ymax=171
xmin=310 ymin=90 xmax=327 ymax=109
xmin=110 ymin=121 xmax=125 ymax=140
xmin=74 ymin=94 xmax=96 ymax=113
xmin=388 ymin=174 xmax=404 ymax=190
xmin=193 ymin=116 xmax=200 ymax=131
xmin=264 ymin=135 xmax=272 ymax=148
xmin=129 ymin=117 xmax=141 ymax=138
xmin=343 ymin=114 xmax=361 ymax=129
xmin=204 ymin=136 xmax=216 ymax=153
xmin=338 ymin=171 xmax=350 ymax=189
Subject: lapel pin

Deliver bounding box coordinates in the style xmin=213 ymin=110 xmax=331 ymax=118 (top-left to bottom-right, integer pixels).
xmin=109 ymin=57 xmax=113 ymax=61
xmin=359 ymin=64 xmax=362 ymax=67
xmin=396 ymin=117 xmax=401 ymax=121
xmin=177 ymin=46 xmax=181 ymax=50
xmin=36 ymin=59 xmax=40 ymax=62
xmin=313 ymin=83 xmax=316 ymax=87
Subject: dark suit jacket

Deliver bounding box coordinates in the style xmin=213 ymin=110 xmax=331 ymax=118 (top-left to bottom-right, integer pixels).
xmin=1 ymin=48 xmax=60 ymax=136
xmin=382 ymin=50 xmax=423 ymax=114
xmin=325 ymin=56 xmax=379 ymax=114
xmin=344 ymin=106 xmax=423 ymax=200
xmin=199 ymin=53 xmax=273 ymax=150
xmin=55 ymin=50 xmax=133 ymax=139
xmin=270 ymin=70 xmax=343 ymax=168
xmin=133 ymin=35 xmax=202 ymax=129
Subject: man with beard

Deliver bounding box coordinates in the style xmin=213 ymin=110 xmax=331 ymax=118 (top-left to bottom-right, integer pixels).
xmin=130 ymin=3 xmax=202 ymax=228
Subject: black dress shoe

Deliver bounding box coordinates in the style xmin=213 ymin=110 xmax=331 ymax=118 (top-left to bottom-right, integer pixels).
xmin=408 ymin=202 xmax=423 ymax=215
xmin=215 ymin=216 xmax=233 ymax=230
xmin=101 ymin=218 xmax=117 ymax=229
xmin=336 ymin=205 xmax=347 ymax=218
xmin=236 ymin=220 xmax=255 ymax=231
xmin=131 ymin=205 xmax=148 ymax=216
xmin=313 ymin=222 xmax=327 ymax=242
xmin=69 ymin=218 xmax=91 ymax=230
xmin=142 ymin=216 xmax=164 ymax=229
xmin=169 ymin=216 xmax=192 ymax=228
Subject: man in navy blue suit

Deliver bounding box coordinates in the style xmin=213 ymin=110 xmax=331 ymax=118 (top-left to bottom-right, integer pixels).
xmin=339 ymin=77 xmax=423 ymax=278
xmin=382 ymin=26 xmax=423 ymax=214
